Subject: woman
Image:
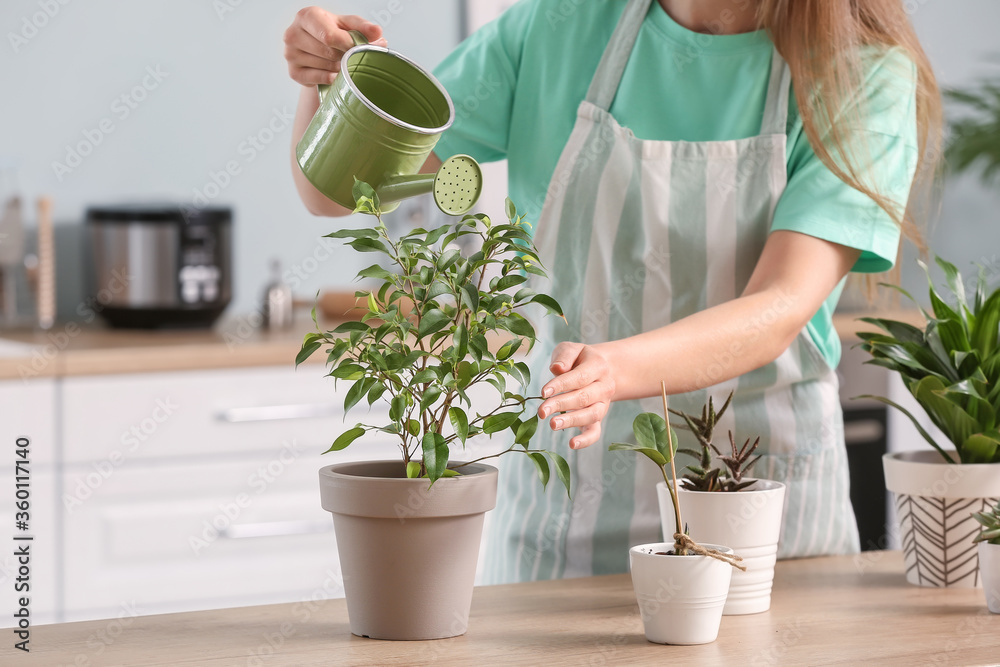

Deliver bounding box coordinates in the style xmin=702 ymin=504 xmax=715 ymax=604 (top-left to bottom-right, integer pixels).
xmin=283 ymin=0 xmax=940 ymax=584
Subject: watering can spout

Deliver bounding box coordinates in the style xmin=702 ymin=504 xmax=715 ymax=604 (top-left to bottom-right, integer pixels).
xmin=377 ymin=154 xmax=483 ymax=216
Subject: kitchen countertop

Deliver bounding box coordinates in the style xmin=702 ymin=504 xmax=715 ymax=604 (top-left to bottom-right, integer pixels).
xmin=23 ymin=551 xmax=998 ymax=666
xmin=0 ymin=308 xmax=925 ymax=380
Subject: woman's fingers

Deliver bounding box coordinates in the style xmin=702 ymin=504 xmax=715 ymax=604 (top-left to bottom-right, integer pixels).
xmin=288 ymin=65 xmax=338 ymax=86
xmin=296 ymin=6 xmax=352 ymax=50
xmin=570 ymin=423 xmax=603 ymax=450
xmin=550 ymin=402 xmax=609 ymax=431
xmin=285 ymin=47 xmax=340 ymax=73
xmin=284 ymin=25 xmax=340 ymax=62
xmin=547 ymin=342 xmax=584 ymax=381
xmin=538 ymin=382 xmax=613 ymax=419
xmin=338 ymin=13 xmax=385 ymax=44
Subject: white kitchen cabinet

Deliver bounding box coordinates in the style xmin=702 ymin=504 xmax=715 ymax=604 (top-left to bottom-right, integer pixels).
xmin=58 ymin=364 xmax=469 ymax=622
xmin=0 ymin=378 xmax=58 ymax=626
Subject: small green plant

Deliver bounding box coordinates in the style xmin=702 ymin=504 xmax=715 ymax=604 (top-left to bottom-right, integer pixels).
xmin=669 ymin=391 xmax=760 ymax=492
xmin=610 ymin=383 xmax=745 ymax=570
xmin=973 ymin=501 xmax=1000 ymax=545
xmin=297 ymin=180 xmax=571 ymax=491
xmin=855 ymin=257 xmax=1000 ymax=464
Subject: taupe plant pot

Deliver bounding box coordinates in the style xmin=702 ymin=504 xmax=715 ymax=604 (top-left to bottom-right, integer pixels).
xmin=318 ymin=460 xmax=498 ymax=640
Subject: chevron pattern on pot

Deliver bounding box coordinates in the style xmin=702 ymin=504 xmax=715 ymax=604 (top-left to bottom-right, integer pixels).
xmin=896 ymin=494 xmax=1000 ymax=588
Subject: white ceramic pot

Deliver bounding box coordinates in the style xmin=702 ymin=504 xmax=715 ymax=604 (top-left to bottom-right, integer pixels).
xmin=883 ymin=451 xmax=1000 ymax=588
xmin=979 ymin=542 xmax=1000 ymax=614
xmin=319 ymin=460 xmax=498 ymax=640
xmin=629 ymin=542 xmax=734 ymax=645
xmin=656 ymin=480 xmax=785 ymax=615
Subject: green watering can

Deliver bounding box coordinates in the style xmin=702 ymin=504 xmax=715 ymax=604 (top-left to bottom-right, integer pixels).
xmin=296 ymin=31 xmax=482 ymax=216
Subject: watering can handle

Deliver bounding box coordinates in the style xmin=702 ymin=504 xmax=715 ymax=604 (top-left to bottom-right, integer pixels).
xmin=317 ymin=30 xmax=370 ymax=104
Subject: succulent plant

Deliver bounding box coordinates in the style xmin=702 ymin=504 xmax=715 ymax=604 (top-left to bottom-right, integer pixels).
xmin=855 ymin=257 xmax=1000 ymax=464
xmin=973 ymin=500 xmax=1000 ymax=545
xmin=669 ymin=391 xmax=760 ymax=492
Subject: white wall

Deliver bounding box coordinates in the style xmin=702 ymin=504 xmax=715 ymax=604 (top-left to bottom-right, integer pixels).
xmin=2 ymin=0 xmax=461 ymax=316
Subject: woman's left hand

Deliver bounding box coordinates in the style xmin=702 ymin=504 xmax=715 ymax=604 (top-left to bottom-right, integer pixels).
xmin=538 ymin=342 xmax=616 ymax=450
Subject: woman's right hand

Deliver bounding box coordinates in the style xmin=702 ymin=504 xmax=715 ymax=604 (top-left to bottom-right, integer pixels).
xmin=283 ymin=7 xmax=387 ymax=86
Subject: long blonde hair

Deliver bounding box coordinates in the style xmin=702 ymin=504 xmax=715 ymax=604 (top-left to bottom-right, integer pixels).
xmin=759 ymin=0 xmax=942 ymax=257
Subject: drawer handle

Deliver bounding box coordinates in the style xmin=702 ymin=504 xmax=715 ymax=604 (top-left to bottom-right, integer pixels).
xmin=220 ymin=519 xmax=332 ymax=540
xmin=215 ymin=403 xmax=341 ymax=423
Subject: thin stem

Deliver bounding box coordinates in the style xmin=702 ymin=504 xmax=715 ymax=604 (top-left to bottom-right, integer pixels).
xmin=662 ymin=381 xmax=686 ymax=555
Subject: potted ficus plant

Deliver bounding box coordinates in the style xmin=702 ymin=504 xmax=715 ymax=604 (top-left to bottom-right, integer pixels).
xmin=611 ymin=383 xmax=745 ymax=646
xmin=651 ymin=392 xmax=786 ymax=615
xmin=298 ymin=181 xmax=570 ymax=640
xmin=856 ymin=257 xmax=1000 ymax=588
xmin=973 ymin=501 xmax=1000 ymax=613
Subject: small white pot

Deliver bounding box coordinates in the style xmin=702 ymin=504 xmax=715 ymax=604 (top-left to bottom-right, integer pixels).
xmin=656 ymin=480 xmax=785 ymax=615
xmin=980 ymin=542 xmax=1000 ymax=614
xmin=629 ymin=542 xmax=734 ymax=645
xmin=883 ymin=451 xmax=1000 ymax=588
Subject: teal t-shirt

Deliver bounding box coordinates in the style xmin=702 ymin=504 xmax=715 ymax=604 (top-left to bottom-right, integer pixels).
xmin=432 ymin=0 xmax=918 ymax=368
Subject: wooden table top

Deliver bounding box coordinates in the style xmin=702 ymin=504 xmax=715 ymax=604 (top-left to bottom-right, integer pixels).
xmin=16 ymin=551 xmax=999 ymax=666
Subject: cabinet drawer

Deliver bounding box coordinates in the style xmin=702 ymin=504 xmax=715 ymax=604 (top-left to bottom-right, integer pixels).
xmin=61 ymin=366 xmax=388 ymax=464
xmin=61 ymin=442 xmax=404 ymax=621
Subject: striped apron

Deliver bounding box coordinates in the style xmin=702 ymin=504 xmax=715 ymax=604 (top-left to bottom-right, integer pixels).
xmin=482 ymin=0 xmax=859 ymax=585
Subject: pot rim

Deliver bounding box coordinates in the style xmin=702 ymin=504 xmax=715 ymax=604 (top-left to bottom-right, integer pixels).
xmin=883 ymin=450 xmax=1000 ymax=498
xmin=656 ymin=478 xmax=786 ymax=494
xmin=341 ymin=44 xmax=455 ymax=136
xmin=630 ymin=542 xmax=734 ymax=560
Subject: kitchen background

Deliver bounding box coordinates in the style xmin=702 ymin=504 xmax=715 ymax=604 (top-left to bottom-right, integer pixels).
xmin=0 ymin=0 xmax=998 ymax=628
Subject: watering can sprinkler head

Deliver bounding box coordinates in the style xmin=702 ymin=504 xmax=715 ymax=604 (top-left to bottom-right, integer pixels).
xmin=375 ymin=154 xmax=484 ymax=216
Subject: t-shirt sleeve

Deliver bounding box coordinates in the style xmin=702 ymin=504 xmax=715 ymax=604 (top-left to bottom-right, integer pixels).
xmin=431 ymin=1 xmax=536 ymax=164
xmin=771 ymin=48 xmax=919 ymax=274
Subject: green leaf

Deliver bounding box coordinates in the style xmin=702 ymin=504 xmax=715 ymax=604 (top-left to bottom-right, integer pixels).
xmin=332 ymin=320 xmax=370 ymax=334
xmin=483 ymin=411 xmax=521 ymax=434
xmin=295 ymin=340 xmax=321 ymax=367
xmin=357 ymin=263 xmax=392 ymax=281
xmin=453 ymin=323 xmax=469 ymax=361
xmin=514 ymin=414 xmax=538 ymax=446
xmin=440 ymin=469 xmax=460 ymax=478
xmin=530 ymin=294 xmax=565 ymax=319
xmin=330 ymin=363 xmax=365 ymax=380
xmin=547 ymin=451 xmax=571 ymax=497
xmin=437 ymin=248 xmax=462 ymax=272
xmin=411 ymin=368 xmax=436 ymax=384
xmin=609 ymin=442 xmax=667 ymax=467
xmin=503 ymin=315 xmax=535 ymax=339
xmin=366 ymin=381 xmax=387 ymax=405
xmin=449 ymin=407 xmax=469 ymax=444
xmin=422 ymin=432 xmax=449 ymax=482
xmin=389 ymin=393 xmax=408 ymax=422
xmin=325 ymin=426 xmax=365 ymax=453
xmin=496 ymin=274 xmax=528 ymax=292
xmin=504 ymin=197 xmax=516 ymax=222
xmin=496 ymin=338 xmax=522 ymax=361
xmin=347 ymin=237 xmax=390 ymax=254
xmin=527 ymin=452 xmax=549 ymax=487
xmin=419 ymin=386 xmax=443 ymax=414
xmin=853 ymin=394 xmax=955 ymax=462
xmin=418 ymin=309 xmax=452 ymax=337
xmin=632 ymin=413 xmax=672 ymax=459
xmin=406 ymin=461 xmax=421 ymax=478
xmin=962 ymin=433 xmax=1000 ymax=464
xmin=324 ymin=227 xmax=378 ymax=240
xmin=461 ymin=283 xmax=479 ymax=312
xmin=344 ymin=377 xmax=372 ymax=412
xmin=352 ymin=178 xmax=380 ymax=210
xmin=407 ymin=419 xmax=421 ymax=436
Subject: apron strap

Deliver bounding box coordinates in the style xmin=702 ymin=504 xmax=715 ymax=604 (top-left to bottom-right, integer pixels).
xmin=584 ymin=0 xmax=653 ymax=111
xmin=760 ymin=49 xmax=792 ymax=136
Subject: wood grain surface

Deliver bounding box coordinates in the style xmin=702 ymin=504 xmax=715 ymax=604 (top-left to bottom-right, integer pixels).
xmin=15 ymin=551 xmax=999 ymax=666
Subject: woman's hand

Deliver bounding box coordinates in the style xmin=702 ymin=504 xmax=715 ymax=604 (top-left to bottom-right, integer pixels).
xmin=537 ymin=342 xmax=617 ymax=450
xmin=283 ymin=7 xmax=387 ymax=86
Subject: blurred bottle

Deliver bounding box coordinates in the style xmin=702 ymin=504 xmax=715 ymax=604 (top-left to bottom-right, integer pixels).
xmin=262 ymin=258 xmax=293 ymax=330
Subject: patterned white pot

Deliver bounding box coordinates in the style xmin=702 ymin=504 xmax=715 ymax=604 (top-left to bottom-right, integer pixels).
xmin=656 ymin=480 xmax=785 ymax=615
xmin=980 ymin=543 xmax=1000 ymax=613
xmin=883 ymin=451 xmax=1000 ymax=588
